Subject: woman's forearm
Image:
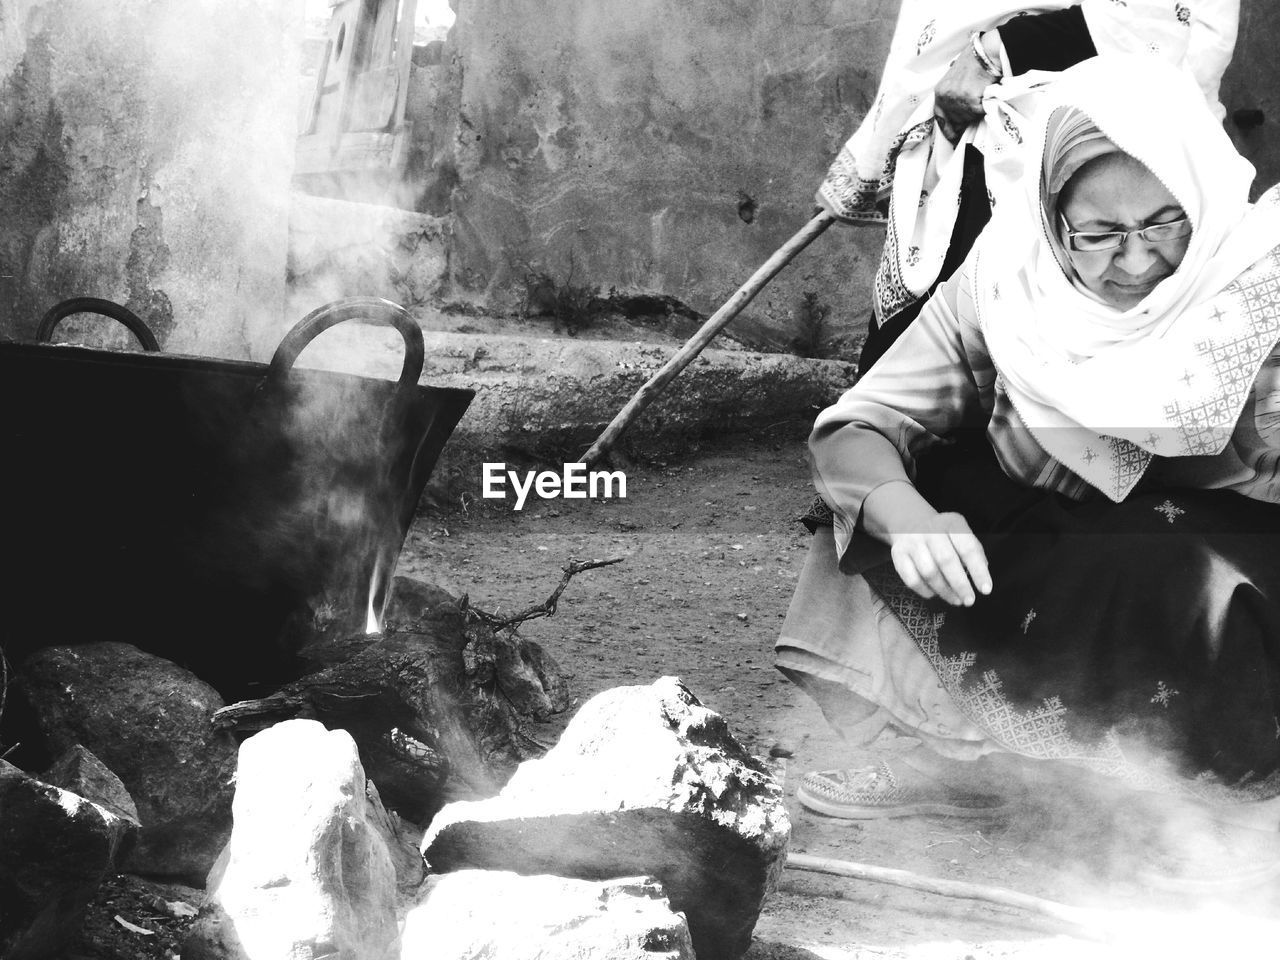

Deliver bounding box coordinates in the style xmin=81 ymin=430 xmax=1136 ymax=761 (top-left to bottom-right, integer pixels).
xmin=860 ymin=478 xmax=940 ymax=544
xmin=810 ymin=265 xmax=984 ymax=548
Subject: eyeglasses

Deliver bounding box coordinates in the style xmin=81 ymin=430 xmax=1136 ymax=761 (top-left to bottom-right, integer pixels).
xmin=1058 ymin=213 xmax=1192 ymax=252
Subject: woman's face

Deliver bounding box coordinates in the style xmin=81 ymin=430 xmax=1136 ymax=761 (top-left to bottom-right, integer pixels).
xmin=1057 ymin=153 xmax=1191 ymax=310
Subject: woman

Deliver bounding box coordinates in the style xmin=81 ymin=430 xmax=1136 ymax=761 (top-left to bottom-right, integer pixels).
xmin=817 ymin=0 xmax=1240 ymax=372
xmin=778 ymin=55 xmax=1280 ymax=853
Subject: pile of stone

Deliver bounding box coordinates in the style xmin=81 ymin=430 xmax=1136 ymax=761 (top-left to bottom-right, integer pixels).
xmin=1 ymin=642 xmax=234 ymax=959
xmin=187 ymin=676 xmax=789 ymax=960
xmin=0 ymin=574 xmax=563 ymax=956
xmin=3 ymin=652 xmax=788 ymax=959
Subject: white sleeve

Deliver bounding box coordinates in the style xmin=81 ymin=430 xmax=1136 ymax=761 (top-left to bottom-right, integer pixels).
xmin=1081 ymin=0 xmax=1240 ymax=121
xmin=1187 ymin=0 xmax=1240 ymax=121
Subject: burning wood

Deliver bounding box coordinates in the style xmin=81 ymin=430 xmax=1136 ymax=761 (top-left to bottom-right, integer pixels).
xmin=213 ymin=570 xmax=594 ymax=822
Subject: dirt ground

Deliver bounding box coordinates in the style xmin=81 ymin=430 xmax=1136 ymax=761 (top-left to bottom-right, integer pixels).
xmin=64 ymin=426 xmax=1280 ymax=959
xmin=399 ymin=427 xmax=1280 ymax=960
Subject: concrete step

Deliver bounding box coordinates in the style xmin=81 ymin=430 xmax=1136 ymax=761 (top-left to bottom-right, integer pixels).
xmin=294 ymin=323 xmax=857 ymax=495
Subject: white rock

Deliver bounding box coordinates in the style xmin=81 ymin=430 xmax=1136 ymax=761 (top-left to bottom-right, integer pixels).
xmin=401 ymin=870 xmax=694 ymax=959
xmin=185 ymin=719 xmax=398 ymax=960
xmin=421 ymin=676 xmax=790 ymax=960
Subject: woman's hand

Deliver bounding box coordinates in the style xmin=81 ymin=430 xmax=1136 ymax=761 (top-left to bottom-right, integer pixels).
xmin=887 ymin=512 xmax=992 ymax=606
xmin=933 ymin=32 xmax=1001 ymax=145
xmin=861 ymin=480 xmax=993 ymax=606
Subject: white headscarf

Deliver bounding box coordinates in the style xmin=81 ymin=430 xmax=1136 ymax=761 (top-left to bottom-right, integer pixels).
xmin=974 ymin=54 xmax=1280 ymax=502
xmin=816 ymin=0 xmax=1241 ymax=322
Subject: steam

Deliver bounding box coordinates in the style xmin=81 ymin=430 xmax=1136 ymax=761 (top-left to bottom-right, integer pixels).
xmin=302 ymin=0 xmax=455 ymax=38
xmin=269 ymin=0 xmax=469 ymax=643
xmin=290 ymin=0 xmax=462 ymax=326
xmin=1100 ymin=904 xmax=1280 ymax=957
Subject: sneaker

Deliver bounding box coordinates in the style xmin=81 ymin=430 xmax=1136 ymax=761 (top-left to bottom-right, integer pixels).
xmin=796 ymin=758 xmax=1010 ymax=821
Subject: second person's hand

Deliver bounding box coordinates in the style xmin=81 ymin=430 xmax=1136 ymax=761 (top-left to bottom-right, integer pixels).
xmin=932 ymin=31 xmax=1001 ymax=144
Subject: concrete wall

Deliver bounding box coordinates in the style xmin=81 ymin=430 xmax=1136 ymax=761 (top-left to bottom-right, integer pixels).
xmin=411 ymin=0 xmax=1280 ymax=355
xmin=1221 ymin=2 xmax=1280 ymax=199
xmin=0 ymin=0 xmax=299 ymax=360
xmin=288 ymin=194 xmax=451 ymax=321
xmin=427 ymin=0 xmax=899 ymax=354
xmin=3 ymin=0 xmax=1276 ymax=361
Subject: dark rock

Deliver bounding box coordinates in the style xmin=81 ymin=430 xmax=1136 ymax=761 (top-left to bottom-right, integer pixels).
xmin=0 ymin=761 xmax=125 ymax=960
xmin=42 ymin=743 xmax=141 ymax=827
xmin=20 ymin=642 xmax=237 ymax=881
xmin=367 ymin=778 xmax=427 ymax=893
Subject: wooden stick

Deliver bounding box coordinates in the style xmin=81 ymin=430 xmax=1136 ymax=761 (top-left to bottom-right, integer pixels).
xmin=581 ymin=210 xmax=836 ymax=468
xmin=466 ymin=557 xmax=625 ymax=630
xmin=786 ymin=852 xmax=1108 ymax=940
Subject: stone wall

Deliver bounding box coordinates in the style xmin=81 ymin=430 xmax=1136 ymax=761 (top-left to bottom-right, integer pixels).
xmin=287 ymin=194 xmax=451 ymax=323
xmin=4 ymin=0 xmax=1278 ymax=362
xmin=427 ymin=0 xmax=899 ymax=354
xmin=1221 ymin=2 xmax=1280 ymax=198
xmin=413 ymin=0 xmax=1280 ymax=354
xmin=0 ymin=0 xmax=298 ymax=360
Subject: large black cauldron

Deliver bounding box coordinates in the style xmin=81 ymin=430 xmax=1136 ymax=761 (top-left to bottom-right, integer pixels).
xmin=0 ymin=297 xmax=472 ymax=698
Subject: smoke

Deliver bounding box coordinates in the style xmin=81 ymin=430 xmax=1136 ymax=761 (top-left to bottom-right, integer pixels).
xmin=286 ymin=0 xmax=468 ymax=331
xmin=303 ymin=0 xmax=455 ymax=39
xmin=1 ymin=0 xmax=470 ymax=355
xmin=1098 ymin=904 xmax=1280 ymax=956
xmin=0 ymin=0 xmax=474 ymax=680
xmin=0 ymin=0 xmax=303 ymax=354
xmin=14 ymin=0 xmax=474 ymax=630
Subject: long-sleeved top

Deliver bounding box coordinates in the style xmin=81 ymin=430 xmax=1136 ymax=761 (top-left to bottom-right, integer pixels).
xmin=998 ymin=6 xmax=1097 ymax=76
xmin=859 ymin=5 xmax=1099 ymax=365
xmin=811 ymin=264 xmax=1280 ymax=560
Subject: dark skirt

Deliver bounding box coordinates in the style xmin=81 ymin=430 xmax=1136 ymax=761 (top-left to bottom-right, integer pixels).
xmin=861 ymin=441 xmax=1280 ymax=799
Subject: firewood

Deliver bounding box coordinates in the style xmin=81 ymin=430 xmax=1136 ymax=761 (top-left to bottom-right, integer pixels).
xmin=213 ymin=576 xmax=576 ymax=824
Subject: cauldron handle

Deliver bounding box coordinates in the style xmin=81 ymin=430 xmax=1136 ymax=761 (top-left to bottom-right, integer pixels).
xmin=268 ymin=297 xmax=425 ymax=388
xmin=36 ymin=297 xmax=161 ymax=352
